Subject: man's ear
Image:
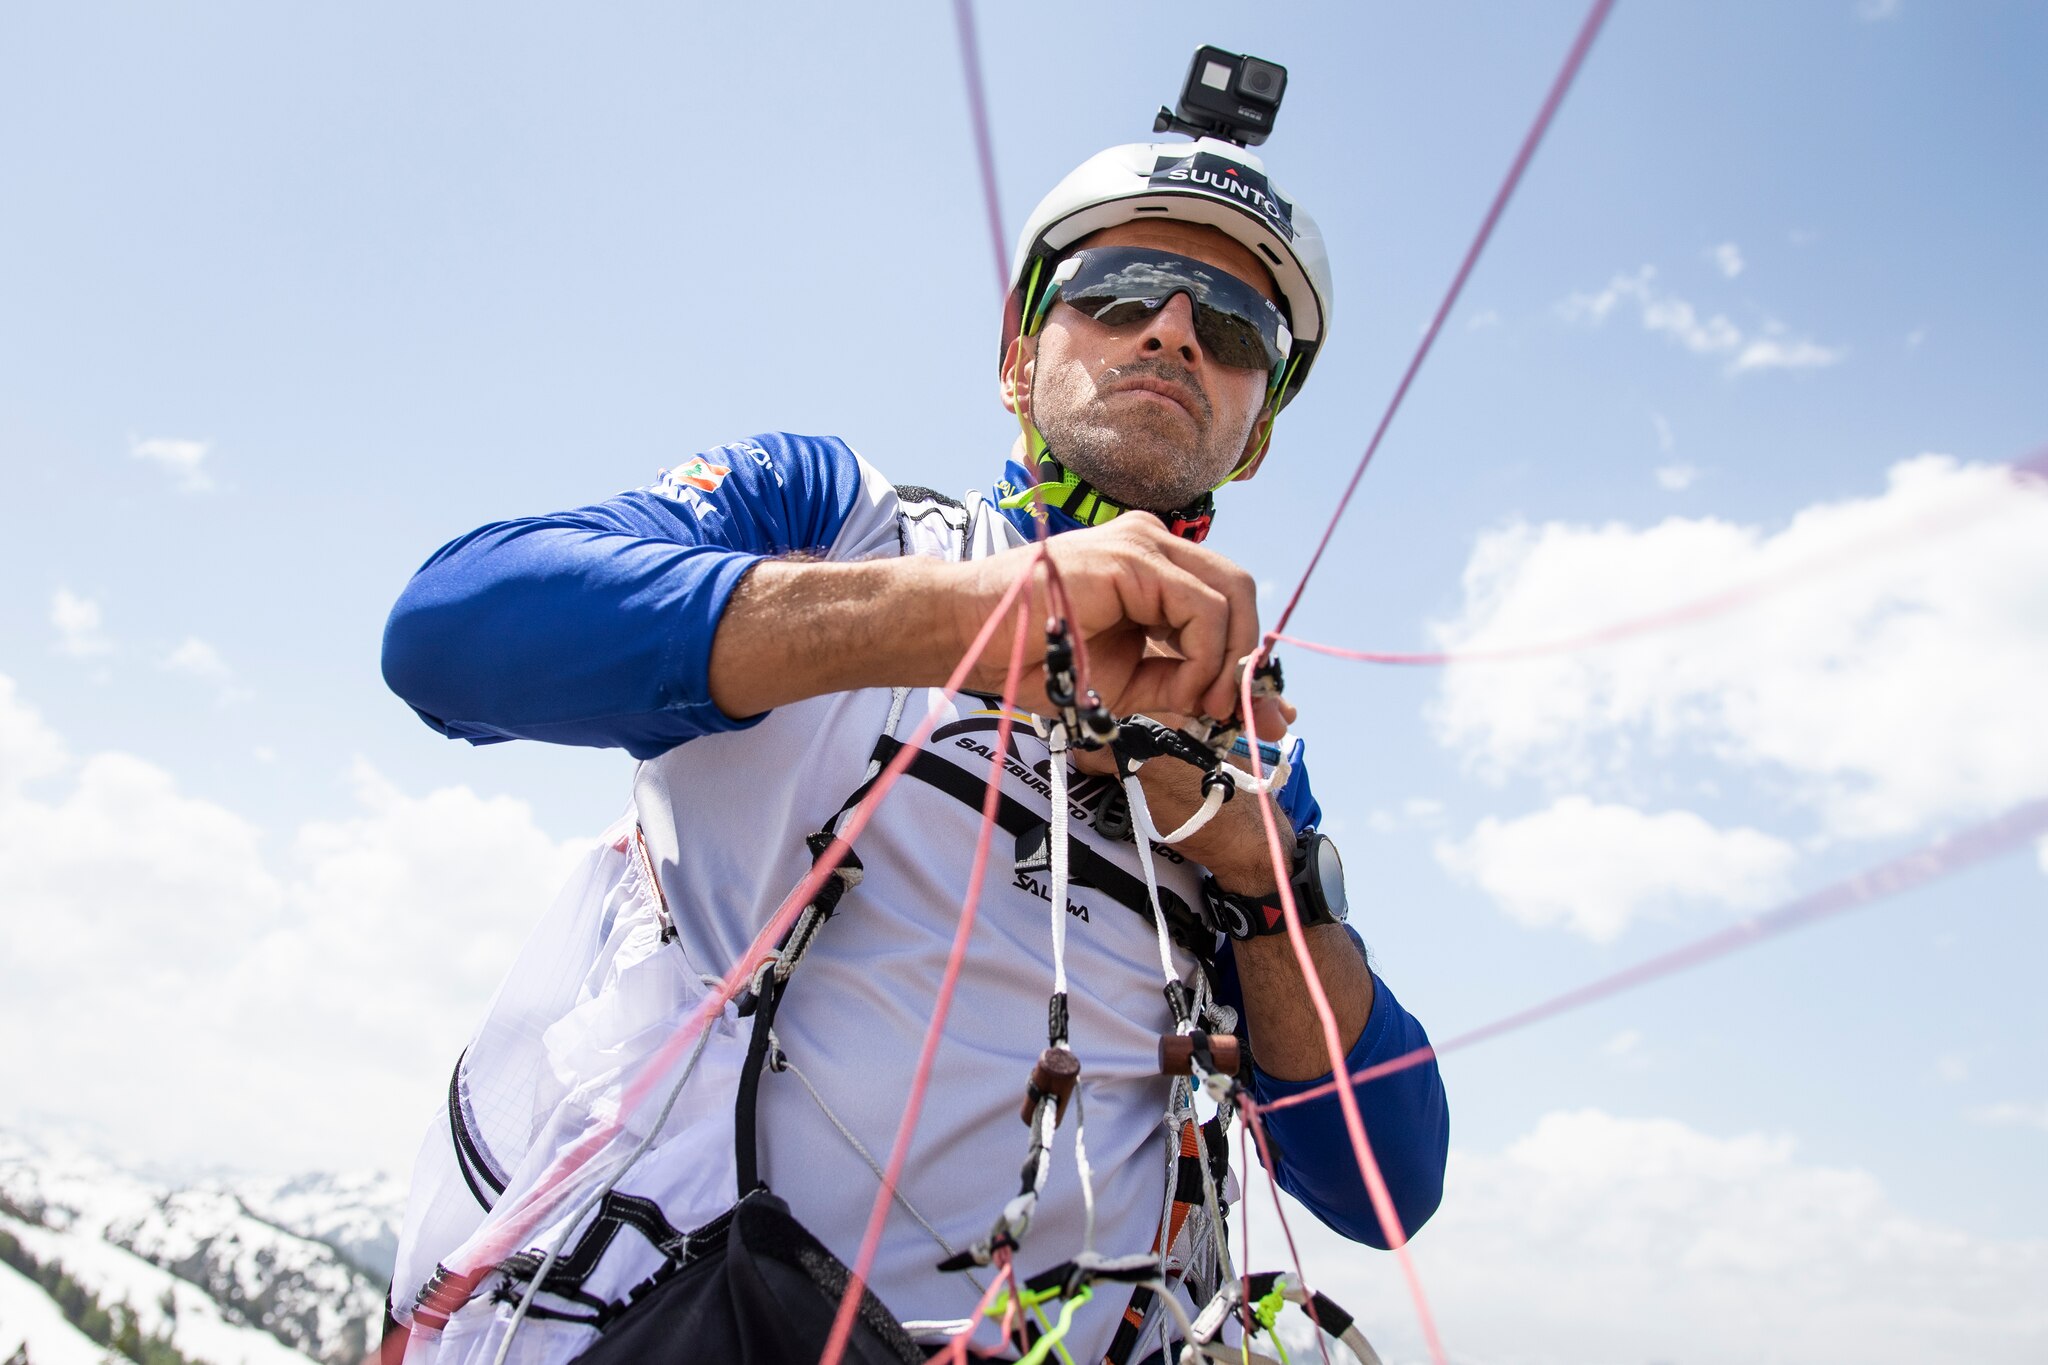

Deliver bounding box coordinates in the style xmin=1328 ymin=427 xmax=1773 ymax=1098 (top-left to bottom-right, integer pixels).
xmin=1230 ymin=410 xmax=1275 ymax=483
xmin=1000 ymin=335 xmax=1036 ymax=418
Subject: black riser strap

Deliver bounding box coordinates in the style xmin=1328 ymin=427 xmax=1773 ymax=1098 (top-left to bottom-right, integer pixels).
xmin=732 ymin=976 xmax=783 ymax=1198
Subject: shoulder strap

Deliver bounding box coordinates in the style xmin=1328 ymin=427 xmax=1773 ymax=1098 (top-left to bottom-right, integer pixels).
xmin=731 ymin=688 xmax=911 ymax=1198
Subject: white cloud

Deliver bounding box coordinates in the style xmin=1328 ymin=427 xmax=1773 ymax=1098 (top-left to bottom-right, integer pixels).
xmin=160 ymin=636 xmax=232 ymax=683
xmin=1249 ymin=1109 xmax=2048 ymax=1364
xmin=1643 ymin=293 xmax=1743 ymax=354
xmin=159 ymin=637 xmax=252 ymax=705
xmin=1733 ymin=332 xmax=1846 ymax=374
xmin=1969 ymin=1102 xmax=2048 ymax=1133
xmin=1709 ymin=241 xmax=1745 ymax=278
xmin=1435 ymin=797 xmax=1795 ymax=940
xmin=1651 ymin=412 xmax=1694 ymax=493
xmin=0 ymin=673 xmax=592 ymax=1173
xmin=1655 ymin=462 xmax=1699 ymax=491
xmin=1557 ymin=269 xmax=1633 ymax=324
xmin=1559 ymin=265 xmax=1841 ymax=376
xmin=1935 ymin=1052 xmax=1970 ymax=1084
xmin=0 ymin=678 xmax=69 ymax=792
xmin=1857 ymin=0 xmax=1902 ymax=20
xmin=130 ymin=436 xmax=214 ymax=492
xmin=1430 ymin=455 xmax=2048 ymax=839
xmin=1465 ymin=308 xmax=1502 ymax=331
xmin=49 ymin=589 xmax=112 ymax=658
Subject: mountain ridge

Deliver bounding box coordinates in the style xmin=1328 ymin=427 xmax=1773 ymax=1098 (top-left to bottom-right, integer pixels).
xmin=0 ymin=1126 xmax=404 ymax=1365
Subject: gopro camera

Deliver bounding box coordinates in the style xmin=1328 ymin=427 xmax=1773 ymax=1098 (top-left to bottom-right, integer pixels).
xmin=1154 ymin=46 xmax=1288 ymax=147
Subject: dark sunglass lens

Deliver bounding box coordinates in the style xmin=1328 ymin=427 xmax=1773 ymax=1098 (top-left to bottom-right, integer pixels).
xmin=1195 ymin=310 xmax=1273 ymax=370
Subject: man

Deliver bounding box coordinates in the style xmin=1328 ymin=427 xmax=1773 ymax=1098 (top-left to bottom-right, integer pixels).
xmin=381 ymin=135 xmax=1448 ymax=1364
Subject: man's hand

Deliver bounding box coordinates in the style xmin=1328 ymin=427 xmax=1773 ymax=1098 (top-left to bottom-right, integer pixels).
xmin=1078 ymin=689 xmax=1376 ymax=1083
xmin=952 ymin=512 xmax=1261 ymax=723
xmin=1070 ymin=692 xmax=1296 ymax=893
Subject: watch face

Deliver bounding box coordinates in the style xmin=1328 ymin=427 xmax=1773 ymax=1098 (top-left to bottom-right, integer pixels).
xmin=1314 ymin=834 xmax=1347 ymax=921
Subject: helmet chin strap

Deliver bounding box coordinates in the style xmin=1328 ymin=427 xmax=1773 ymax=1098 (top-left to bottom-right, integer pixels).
xmin=997 ymin=425 xmax=1218 ymax=543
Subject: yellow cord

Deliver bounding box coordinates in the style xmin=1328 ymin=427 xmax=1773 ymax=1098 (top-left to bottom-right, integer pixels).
xmin=1013 ymin=1285 xmax=1092 ymax=1365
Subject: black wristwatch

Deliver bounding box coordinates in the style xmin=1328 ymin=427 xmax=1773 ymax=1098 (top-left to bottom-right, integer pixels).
xmin=1200 ymin=830 xmax=1348 ymax=941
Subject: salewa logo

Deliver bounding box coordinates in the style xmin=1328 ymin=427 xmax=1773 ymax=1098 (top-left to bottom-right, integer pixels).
xmin=1149 ymin=152 xmax=1295 ymax=241
xmin=1012 ymin=869 xmax=1092 ymax=922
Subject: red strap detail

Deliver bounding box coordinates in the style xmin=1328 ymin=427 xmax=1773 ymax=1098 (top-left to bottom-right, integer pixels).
xmin=1166 ymin=512 xmax=1212 ymax=544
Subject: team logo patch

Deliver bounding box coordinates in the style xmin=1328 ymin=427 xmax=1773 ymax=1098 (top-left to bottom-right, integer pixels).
xmin=665 ymin=456 xmax=731 ymax=493
xmin=1148 ymin=152 xmax=1295 ymax=242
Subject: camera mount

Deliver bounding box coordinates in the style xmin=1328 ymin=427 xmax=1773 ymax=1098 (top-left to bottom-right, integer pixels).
xmin=1153 ymin=46 xmax=1288 ymax=147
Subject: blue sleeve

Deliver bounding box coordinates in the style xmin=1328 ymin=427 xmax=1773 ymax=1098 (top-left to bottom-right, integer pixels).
xmin=381 ymin=433 xmax=867 ymax=759
xmin=1274 ymin=736 xmax=1320 ymax=834
xmin=1216 ymin=934 xmax=1449 ymax=1248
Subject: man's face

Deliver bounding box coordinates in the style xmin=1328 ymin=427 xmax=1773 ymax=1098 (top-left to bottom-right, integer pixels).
xmin=1005 ymin=221 xmax=1281 ymax=513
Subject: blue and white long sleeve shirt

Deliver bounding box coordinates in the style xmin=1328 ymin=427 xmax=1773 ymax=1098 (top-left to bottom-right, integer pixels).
xmin=384 ymin=432 xmax=1447 ymax=1360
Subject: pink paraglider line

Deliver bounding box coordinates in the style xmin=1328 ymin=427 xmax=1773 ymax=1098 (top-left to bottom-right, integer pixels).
xmin=1263 ymin=795 xmax=2048 ymax=1115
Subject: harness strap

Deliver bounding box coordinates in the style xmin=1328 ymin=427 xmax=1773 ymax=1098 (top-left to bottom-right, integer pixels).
xmin=732 ymin=968 xmax=786 ymax=1199
xmin=496 ymin=1190 xmax=691 ymax=1310
xmin=863 ymin=735 xmax=1216 ymax=961
xmin=480 ymin=1192 xmax=731 ymax=1332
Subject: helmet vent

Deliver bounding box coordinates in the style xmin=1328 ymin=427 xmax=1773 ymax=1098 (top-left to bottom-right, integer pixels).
xmin=1258 ymin=243 xmax=1283 ymax=266
xmin=1134 ymin=205 xmax=1171 ymax=213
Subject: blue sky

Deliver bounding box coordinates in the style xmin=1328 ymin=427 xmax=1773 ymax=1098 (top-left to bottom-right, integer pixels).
xmin=3 ymin=3 xmax=2044 ymax=1359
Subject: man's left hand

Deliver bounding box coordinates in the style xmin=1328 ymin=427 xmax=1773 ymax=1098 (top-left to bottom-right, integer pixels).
xmin=1073 ymin=687 xmax=1375 ymax=1079
xmin=1072 ymin=688 xmax=1298 ymax=895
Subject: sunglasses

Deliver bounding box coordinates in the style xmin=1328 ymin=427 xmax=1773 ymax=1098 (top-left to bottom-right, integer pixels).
xmin=1036 ymin=246 xmax=1293 ymax=375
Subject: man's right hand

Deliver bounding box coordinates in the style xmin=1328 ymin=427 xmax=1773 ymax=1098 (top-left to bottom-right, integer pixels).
xmin=950 ymin=512 xmax=1262 ymax=723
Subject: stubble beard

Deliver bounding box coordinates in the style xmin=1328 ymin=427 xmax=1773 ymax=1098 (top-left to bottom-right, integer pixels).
xmin=1031 ymin=358 xmax=1243 ymax=514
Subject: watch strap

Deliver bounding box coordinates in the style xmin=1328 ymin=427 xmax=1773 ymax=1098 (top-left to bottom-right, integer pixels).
xmin=1201 ymin=833 xmax=1336 ymax=941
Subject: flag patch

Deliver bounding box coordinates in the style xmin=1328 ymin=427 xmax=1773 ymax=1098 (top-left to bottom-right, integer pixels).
xmin=665 ymin=456 xmax=731 ymax=493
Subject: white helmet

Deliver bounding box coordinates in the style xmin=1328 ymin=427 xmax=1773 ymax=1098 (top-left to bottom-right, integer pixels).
xmin=1002 ymin=137 xmax=1333 ymax=408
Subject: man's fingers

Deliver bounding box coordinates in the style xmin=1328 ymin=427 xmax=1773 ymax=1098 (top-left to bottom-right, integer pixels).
xmin=1030 ymin=515 xmax=1264 ymax=720
xmin=1252 ymin=695 xmax=1295 ymax=743
xmin=1118 ymin=523 xmax=1261 ymax=717
xmin=1124 ymin=562 xmax=1235 ymax=715
xmin=1119 ymin=656 xmax=1209 ymax=719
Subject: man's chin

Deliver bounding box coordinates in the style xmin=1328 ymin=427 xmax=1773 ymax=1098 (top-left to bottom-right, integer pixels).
xmin=1043 ymin=412 xmax=1221 ymax=511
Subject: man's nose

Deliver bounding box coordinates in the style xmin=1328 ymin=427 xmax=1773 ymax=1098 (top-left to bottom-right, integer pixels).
xmin=1137 ymin=291 xmax=1202 ymax=366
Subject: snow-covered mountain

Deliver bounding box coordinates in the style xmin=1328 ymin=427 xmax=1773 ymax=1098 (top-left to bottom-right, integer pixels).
xmin=0 ymin=1127 xmax=404 ymax=1365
